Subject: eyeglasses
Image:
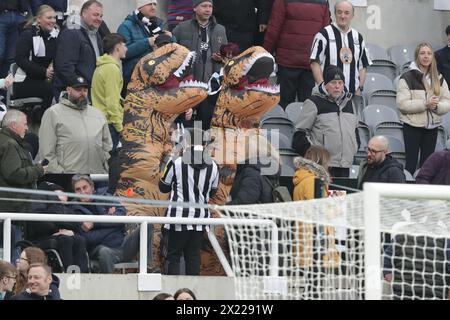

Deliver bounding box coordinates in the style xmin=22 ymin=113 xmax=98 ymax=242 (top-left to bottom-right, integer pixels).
xmin=367 ymin=147 xmax=385 ymax=154
xmin=5 ymin=275 xmax=16 ymax=281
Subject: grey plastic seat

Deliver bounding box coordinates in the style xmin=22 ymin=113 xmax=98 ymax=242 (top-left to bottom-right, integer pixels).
xmin=349 ymin=164 xmax=360 ymax=179
xmin=386 ymin=136 xmax=405 ymax=153
xmin=374 ymin=121 xmax=404 ymax=142
xmin=363 ymin=104 xmax=400 ymax=133
xmin=363 ymin=73 xmax=394 ymax=104
xmin=435 ymin=126 xmax=447 ymax=152
xmin=261 ymin=117 xmax=295 ymax=140
xmin=367 ymin=60 xmax=398 ymax=82
xmin=261 ymin=104 xmax=287 ymax=121
xmin=368 ymin=90 xmax=397 ymax=110
xmin=261 ymin=130 xmax=292 ymax=149
xmin=403 ymin=169 xmax=414 ymax=182
xmin=366 ymin=43 xmax=389 ymax=60
xmin=278 ymin=148 xmax=299 ymax=177
xmin=387 ymin=44 xmax=416 ymax=70
xmin=353 ymin=150 xmax=367 ymax=165
xmin=441 ymin=112 xmax=450 ymax=136
xmin=357 ymin=121 xmax=370 ymax=151
xmin=285 ymin=102 xmax=304 ymax=123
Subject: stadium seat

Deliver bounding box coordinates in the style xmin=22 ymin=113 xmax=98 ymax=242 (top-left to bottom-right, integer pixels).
xmin=285 ymin=102 xmax=304 ymax=123
xmin=374 ymin=121 xmax=404 ymax=142
xmin=6 ymin=63 xmax=43 ymax=112
xmin=368 ymin=90 xmax=397 ymax=110
xmin=387 ymin=44 xmax=416 ymax=71
xmin=357 ymin=121 xmax=371 ymax=151
xmin=435 ymin=126 xmax=447 ymax=151
xmin=441 ymin=112 xmax=450 ymax=136
xmin=366 ymin=43 xmax=389 ymax=60
xmin=386 ymin=136 xmax=405 ymax=153
xmin=261 ymin=130 xmax=292 ymax=149
xmin=261 ymin=104 xmax=287 ymax=121
xmin=353 ymin=150 xmax=367 ymax=165
xmin=349 ymin=165 xmax=360 ymax=179
xmin=15 ymin=239 xmax=65 ymax=273
xmin=393 ymin=75 xmax=401 ymax=89
xmin=277 ymin=148 xmax=299 ymax=177
xmin=363 ymin=104 xmax=400 ymax=133
xmin=363 ymin=73 xmax=395 ymax=104
xmin=404 ymin=169 xmax=414 ymax=182
xmin=261 ymin=117 xmax=295 ymax=140
xmin=367 ymin=60 xmax=398 ymax=82
xmin=353 ymin=95 xmax=365 ymax=121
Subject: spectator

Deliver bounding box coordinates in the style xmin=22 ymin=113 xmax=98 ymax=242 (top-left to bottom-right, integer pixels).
xmin=0 ymin=260 xmax=17 ymax=300
xmin=264 ymin=0 xmax=330 ymax=108
xmin=92 ymin=33 xmax=127 ymax=150
xmin=174 ymin=287 xmax=197 ymax=300
xmin=214 ymin=0 xmax=270 ymax=52
xmin=356 ymin=136 xmax=406 ymax=190
xmin=31 ymin=1 xmax=68 ymax=27
xmin=167 ymin=0 xmax=193 ymax=32
xmin=292 ymin=145 xmax=331 ymax=201
xmin=159 ymin=128 xmax=219 ymax=275
xmin=310 ymin=0 xmax=371 ymax=97
xmin=172 ymin=0 xmax=227 ymax=127
xmin=27 ymin=181 xmax=89 ymax=273
xmin=153 ymin=292 xmax=174 ymax=300
xmin=0 ymin=0 xmax=28 ymax=79
xmin=435 ymin=25 xmax=450 ymax=87
xmin=53 ymin=0 xmax=104 ymax=100
xmin=13 ymin=5 xmax=59 ymax=122
xmin=0 ymin=74 xmax=13 ymax=90
xmin=0 ymin=110 xmax=47 ymax=262
xmin=70 ymin=174 xmax=153 ymax=273
xmin=117 ymin=0 xmax=169 ymax=89
xmin=13 ymin=263 xmax=61 ymax=300
xmin=13 ymin=247 xmax=60 ymax=298
xmin=415 ymin=140 xmax=450 ymax=185
xmin=39 ymin=76 xmax=112 ymax=174
xmin=292 ymin=65 xmax=358 ymax=178
xmin=397 ymin=42 xmax=450 ymax=175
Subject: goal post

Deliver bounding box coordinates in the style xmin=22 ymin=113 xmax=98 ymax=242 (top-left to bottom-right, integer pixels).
xmin=216 ymin=183 xmax=450 ymax=300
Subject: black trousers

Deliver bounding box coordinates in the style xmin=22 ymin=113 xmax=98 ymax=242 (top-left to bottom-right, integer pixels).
xmin=403 ymin=123 xmax=438 ymax=175
xmin=166 ymin=230 xmax=204 ymax=276
xmin=13 ymin=78 xmax=54 ymax=111
xmin=277 ymin=66 xmax=315 ymax=108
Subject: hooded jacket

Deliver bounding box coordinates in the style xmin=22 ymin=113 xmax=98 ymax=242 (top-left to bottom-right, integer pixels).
xmin=357 ymin=154 xmax=406 ymax=190
xmin=91 ymin=54 xmax=124 ymax=132
xmin=397 ymin=62 xmax=450 ymax=128
xmin=415 ymin=149 xmax=450 ymax=185
xmin=292 ymin=85 xmax=358 ymax=169
xmin=292 ymin=156 xmax=330 ymax=201
xmin=38 ymin=93 xmax=112 ymax=174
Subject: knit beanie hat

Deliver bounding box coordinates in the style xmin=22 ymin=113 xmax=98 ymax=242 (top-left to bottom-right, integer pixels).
xmin=136 ymin=0 xmax=157 ymax=9
xmin=323 ymin=65 xmax=345 ymax=84
xmin=193 ymin=0 xmax=213 ymax=8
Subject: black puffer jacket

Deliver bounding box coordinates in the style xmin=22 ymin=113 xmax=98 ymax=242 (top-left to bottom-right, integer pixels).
xmin=357 ymin=154 xmax=406 ymax=190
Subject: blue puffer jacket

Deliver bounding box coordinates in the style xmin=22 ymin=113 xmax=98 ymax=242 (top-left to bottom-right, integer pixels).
xmin=31 ymin=0 xmax=67 ymax=13
xmin=117 ymin=12 xmax=166 ymax=85
xmin=70 ymin=189 xmax=126 ymax=250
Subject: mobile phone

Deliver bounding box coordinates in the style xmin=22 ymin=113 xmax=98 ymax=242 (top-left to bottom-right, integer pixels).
xmin=41 ymin=159 xmax=49 ymax=166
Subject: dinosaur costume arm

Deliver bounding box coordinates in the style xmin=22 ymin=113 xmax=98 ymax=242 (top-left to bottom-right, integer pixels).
xmin=159 ymin=159 xmax=175 ymax=194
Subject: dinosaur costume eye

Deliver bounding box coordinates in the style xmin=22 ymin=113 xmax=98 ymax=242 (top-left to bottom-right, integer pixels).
xmin=148 ymin=60 xmax=156 ymax=66
xmin=228 ymin=60 xmax=235 ymax=66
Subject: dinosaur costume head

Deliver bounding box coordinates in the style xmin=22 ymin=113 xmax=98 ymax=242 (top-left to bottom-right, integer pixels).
xmin=210 ymin=46 xmax=280 ymax=129
xmin=116 ymin=43 xmax=208 ymax=213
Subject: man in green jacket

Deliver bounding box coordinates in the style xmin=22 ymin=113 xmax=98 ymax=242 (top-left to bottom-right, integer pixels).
xmin=0 ymin=109 xmax=47 ymax=261
xmin=92 ymin=33 xmax=128 ymax=150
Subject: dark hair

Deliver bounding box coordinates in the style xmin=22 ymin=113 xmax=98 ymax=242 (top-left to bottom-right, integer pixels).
xmin=153 ymin=293 xmax=173 ymax=300
xmin=219 ymin=43 xmax=240 ymax=58
xmin=174 ymin=288 xmax=197 ymax=300
xmin=103 ymin=33 xmax=126 ymax=54
xmin=446 ymin=25 xmax=450 ymax=36
xmin=81 ymin=0 xmax=103 ymax=14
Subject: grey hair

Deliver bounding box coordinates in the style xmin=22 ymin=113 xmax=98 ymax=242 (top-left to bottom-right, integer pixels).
xmin=334 ymin=0 xmax=355 ymax=14
xmin=71 ymin=174 xmax=94 ymax=190
xmin=370 ymin=135 xmax=389 ymax=152
xmin=2 ymin=109 xmax=26 ymax=128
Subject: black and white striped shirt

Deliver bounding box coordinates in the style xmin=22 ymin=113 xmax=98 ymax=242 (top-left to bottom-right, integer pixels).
xmin=310 ymin=24 xmax=372 ymax=93
xmin=160 ymin=156 xmax=219 ymax=232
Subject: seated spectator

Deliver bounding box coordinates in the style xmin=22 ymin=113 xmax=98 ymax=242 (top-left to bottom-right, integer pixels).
xmin=27 ymin=181 xmax=89 ymax=273
xmin=356 ymin=136 xmax=406 ymax=190
xmin=174 ymin=287 xmax=197 ymax=300
xmin=415 ymin=140 xmax=450 ymax=185
xmin=39 ymin=76 xmax=112 ymax=174
xmin=118 ymin=0 xmax=170 ymax=90
xmin=70 ymin=175 xmax=153 ymax=273
xmin=13 ymin=5 xmax=59 ymax=122
xmin=292 ymin=65 xmax=359 ymax=178
xmin=13 ymin=263 xmax=61 ymax=300
xmin=92 ymin=33 xmax=127 ymax=150
xmin=13 ymin=247 xmax=60 ymax=299
xmin=0 ymin=260 xmax=17 ymax=300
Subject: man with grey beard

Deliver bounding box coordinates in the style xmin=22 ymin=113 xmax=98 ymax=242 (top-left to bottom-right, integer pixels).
xmin=39 ymin=76 xmax=112 ymax=174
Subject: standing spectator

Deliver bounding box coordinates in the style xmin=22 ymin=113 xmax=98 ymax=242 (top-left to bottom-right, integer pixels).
xmin=174 ymin=287 xmax=197 ymax=300
xmin=172 ymin=0 xmax=226 ymax=127
xmin=117 ymin=0 xmax=169 ymax=89
xmin=214 ymin=0 xmax=270 ymax=52
xmin=70 ymin=174 xmax=154 ymax=273
xmin=39 ymin=76 xmax=112 ymax=174
xmin=310 ymin=0 xmax=371 ymax=96
xmin=264 ymin=0 xmax=330 ymax=108
xmin=13 ymin=263 xmax=61 ymax=300
xmin=0 ymin=0 xmax=29 ymax=79
xmin=356 ymin=136 xmax=406 ymax=190
xmin=53 ymin=0 xmax=104 ymax=100
xmin=13 ymin=5 xmax=59 ymax=122
xmin=415 ymin=141 xmax=450 ymax=185
xmin=92 ymin=33 xmax=127 ymax=150
xmin=167 ymin=0 xmax=193 ymax=32
xmin=159 ymin=128 xmax=219 ymax=275
xmin=31 ymin=1 xmax=68 ymax=27
xmin=292 ymin=65 xmax=358 ymax=178
xmin=0 ymin=260 xmax=17 ymax=300
xmin=0 ymin=110 xmax=47 ymax=262
xmin=397 ymin=42 xmax=450 ymax=175
xmin=435 ymin=25 xmax=450 ymax=91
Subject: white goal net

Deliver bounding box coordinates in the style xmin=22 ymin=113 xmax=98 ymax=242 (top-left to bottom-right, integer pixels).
xmin=217 ymin=187 xmax=450 ymax=300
